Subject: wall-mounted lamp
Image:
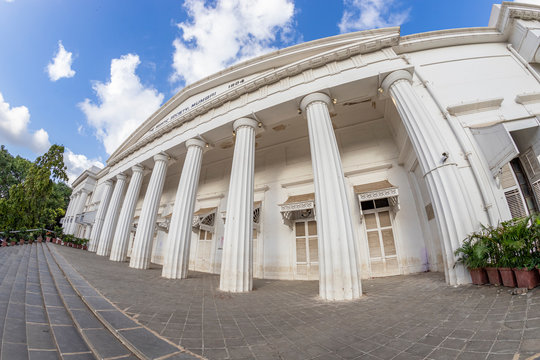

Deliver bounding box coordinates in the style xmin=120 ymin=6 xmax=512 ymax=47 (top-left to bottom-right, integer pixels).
xmin=332 ymin=98 xmax=337 ymax=104
xmin=442 ymin=152 xmax=449 ymax=163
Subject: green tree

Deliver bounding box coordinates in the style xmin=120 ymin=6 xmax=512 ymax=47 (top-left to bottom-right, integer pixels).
xmin=0 ymin=145 xmax=32 ymax=199
xmin=0 ymin=144 xmax=71 ymax=230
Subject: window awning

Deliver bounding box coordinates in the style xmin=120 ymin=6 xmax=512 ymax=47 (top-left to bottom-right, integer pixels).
xmin=354 ymin=181 xmax=399 ymax=220
xmin=192 ymin=207 xmax=217 ymax=232
xmin=354 ymin=181 xmax=398 ymax=202
xmin=221 ymin=202 xmax=262 ymax=229
xmin=279 ymin=193 xmax=315 ymax=223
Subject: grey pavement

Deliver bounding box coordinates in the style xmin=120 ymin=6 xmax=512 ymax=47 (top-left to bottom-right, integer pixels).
xmin=52 ymin=245 xmax=540 ymax=360
xmin=0 ymin=244 xmax=197 ymax=360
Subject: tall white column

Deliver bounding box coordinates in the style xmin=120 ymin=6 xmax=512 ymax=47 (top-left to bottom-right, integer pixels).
xmin=381 ymin=70 xmax=474 ymax=285
xmin=96 ymin=174 xmax=127 ymax=257
xmin=62 ymin=194 xmax=76 ymax=232
xmin=65 ymin=193 xmax=80 ymax=234
xmin=129 ymin=153 xmax=169 ymax=270
xmin=69 ymin=190 xmax=89 ymax=235
xmin=300 ymin=93 xmax=362 ymax=301
xmin=88 ymin=180 xmax=114 ymax=252
xmin=162 ymin=139 xmax=205 ymax=279
xmin=110 ymin=165 xmax=144 ymax=262
xmin=220 ymin=118 xmax=258 ymax=292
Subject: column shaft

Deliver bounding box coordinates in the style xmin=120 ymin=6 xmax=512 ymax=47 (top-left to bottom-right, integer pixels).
xmin=96 ymin=174 xmax=127 ymax=256
xmin=382 ymin=70 xmax=474 ymax=285
xmin=301 ymin=93 xmax=362 ymax=301
xmin=88 ymin=180 xmax=113 ymax=252
xmin=110 ymin=165 xmax=144 ymax=262
xmin=129 ymin=153 xmax=169 ymax=270
xmin=62 ymin=195 xmax=76 ymax=233
xmin=65 ymin=193 xmax=80 ymax=234
xmin=162 ymin=139 xmax=205 ymax=279
xmin=69 ymin=190 xmax=89 ymax=235
xmin=220 ymin=118 xmax=258 ymax=292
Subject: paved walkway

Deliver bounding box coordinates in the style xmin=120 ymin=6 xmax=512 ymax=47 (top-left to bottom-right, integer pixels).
xmin=53 ymin=245 xmax=540 ymax=360
xmin=0 ymin=244 xmax=197 ymax=360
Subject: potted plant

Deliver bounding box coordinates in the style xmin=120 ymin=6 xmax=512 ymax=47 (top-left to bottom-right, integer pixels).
xmin=512 ymin=216 xmax=540 ymax=289
xmin=81 ymin=238 xmax=89 ymax=250
xmin=9 ymin=237 xmax=16 ymax=246
xmin=455 ymin=235 xmax=489 ymax=285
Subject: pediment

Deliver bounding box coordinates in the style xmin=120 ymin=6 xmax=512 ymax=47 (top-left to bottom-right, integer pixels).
xmin=108 ymin=27 xmax=400 ymax=165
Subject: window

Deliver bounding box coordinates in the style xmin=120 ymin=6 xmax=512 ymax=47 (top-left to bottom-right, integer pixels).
xmin=361 ymin=199 xmax=399 ymax=277
xmin=294 ymin=220 xmax=318 ymax=280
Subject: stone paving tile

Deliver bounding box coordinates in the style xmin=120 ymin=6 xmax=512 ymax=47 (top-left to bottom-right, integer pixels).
xmin=54 ymin=245 xmax=540 ymax=360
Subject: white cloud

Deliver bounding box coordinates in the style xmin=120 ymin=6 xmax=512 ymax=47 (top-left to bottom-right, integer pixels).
xmin=63 ymin=148 xmax=104 ymax=184
xmin=78 ymin=54 xmax=164 ymax=155
xmin=339 ymin=0 xmax=410 ymax=33
xmin=47 ymin=41 xmax=76 ymax=81
xmin=0 ymin=92 xmax=50 ymax=154
xmin=171 ymin=0 xmax=296 ymax=85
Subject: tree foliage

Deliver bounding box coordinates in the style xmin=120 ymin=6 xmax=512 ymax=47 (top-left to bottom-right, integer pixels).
xmin=0 ymin=145 xmax=32 ymax=198
xmin=0 ymin=144 xmax=71 ymax=230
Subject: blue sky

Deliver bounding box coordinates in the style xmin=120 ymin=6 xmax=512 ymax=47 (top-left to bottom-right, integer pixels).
xmin=0 ymin=0 xmax=523 ymax=183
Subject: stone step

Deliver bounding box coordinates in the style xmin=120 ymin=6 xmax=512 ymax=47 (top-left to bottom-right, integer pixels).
xmin=27 ymin=243 xmax=60 ymax=360
xmin=36 ymin=243 xmax=94 ymax=359
xmin=46 ymin=243 xmax=199 ymax=360
xmin=1 ymin=244 xmax=31 ymax=360
xmin=39 ymin=243 xmax=136 ymax=360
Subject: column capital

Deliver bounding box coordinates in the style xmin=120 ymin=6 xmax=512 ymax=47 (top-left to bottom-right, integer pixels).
xmin=80 ymin=189 xmax=90 ymax=195
xmin=153 ymin=152 xmax=169 ymax=163
xmin=300 ymin=92 xmax=331 ymax=113
xmin=116 ymin=173 xmax=127 ymax=181
xmin=103 ymin=179 xmax=113 ymax=187
xmin=233 ymin=118 xmax=258 ymax=131
xmin=131 ymin=164 xmax=144 ymax=174
xmin=380 ymin=70 xmax=412 ymax=93
xmin=186 ymin=138 xmax=206 ymax=149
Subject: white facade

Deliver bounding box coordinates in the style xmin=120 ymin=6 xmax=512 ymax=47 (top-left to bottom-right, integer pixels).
xmin=66 ymin=2 xmax=540 ymax=300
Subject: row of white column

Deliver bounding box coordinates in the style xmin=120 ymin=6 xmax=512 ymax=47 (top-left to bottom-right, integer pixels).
xmin=63 ymin=189 xmax=89 ymax=235
xmin=82 ymin=70 xmax=473 ymax=301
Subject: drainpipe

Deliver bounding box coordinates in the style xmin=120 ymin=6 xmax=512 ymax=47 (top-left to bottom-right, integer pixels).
xmin=401 ymin=55 xmax=497 ymax=227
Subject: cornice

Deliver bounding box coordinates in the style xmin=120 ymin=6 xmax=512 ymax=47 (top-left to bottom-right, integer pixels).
xmin=107 ymin=31 xmax=400 ymax=167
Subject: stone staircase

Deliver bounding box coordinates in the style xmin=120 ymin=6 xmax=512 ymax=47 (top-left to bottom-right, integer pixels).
xmin=0 ymin=243 xmax=200 ymax=360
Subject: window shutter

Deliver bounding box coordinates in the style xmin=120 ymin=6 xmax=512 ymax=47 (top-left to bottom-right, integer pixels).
xmin=501 ymin=163 xmax=517 ymax=190
xmin=522 ymin=148 xmax=540 ymax=182
xmin=504 ymin=189 xmax=528 ymax=219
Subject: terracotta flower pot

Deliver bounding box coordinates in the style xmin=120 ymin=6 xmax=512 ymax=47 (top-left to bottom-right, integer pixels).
xmin=83 ymin=245 xmax=88 ymax=250
xmin=485 ymin=267 xmax=502 ymax=285
xmin=499 ymin=268 xmax=517 ymax=287
xmin=513 ymin=268 xmax=540 ymax=289
xmin=46 ymin=237 xmax=51 ymax=242
xmin=19 ymin=239 xmax=24 ymax=245
xmin=469 ymin=268 xmax=488 ymax=285
xmin=1 ymin=241 xmax=6 ymax=247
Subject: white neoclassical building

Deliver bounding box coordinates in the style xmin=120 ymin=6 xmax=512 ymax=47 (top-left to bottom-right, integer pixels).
xmin=64 ymin=2 xmax=540 ymax=301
